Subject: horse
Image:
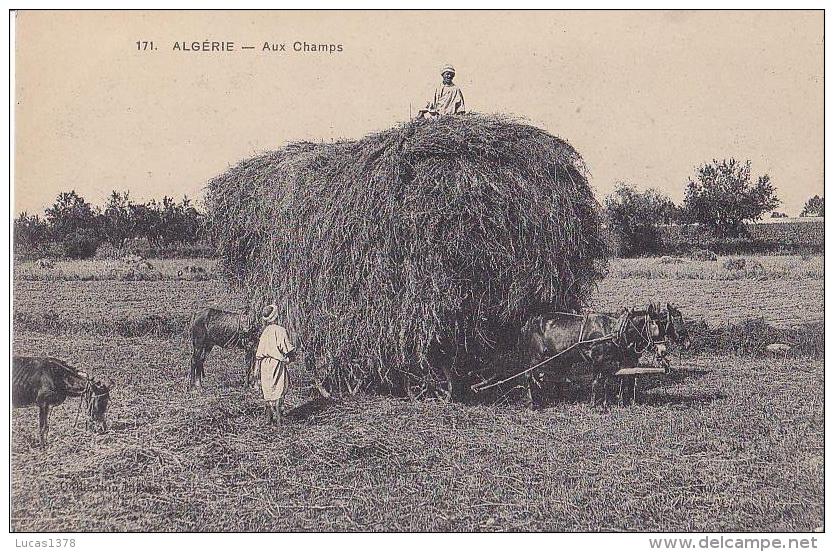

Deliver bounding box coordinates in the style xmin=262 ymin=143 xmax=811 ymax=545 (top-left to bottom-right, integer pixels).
xmin=12 ymin=357 xmax=110 ymax=447
xmin=520 ymin=307 xmax=663 ymax=408
xmin=189 ymin=307 xmax=258 ymax=389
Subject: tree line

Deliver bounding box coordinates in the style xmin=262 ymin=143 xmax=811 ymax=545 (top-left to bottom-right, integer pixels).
xmin=14 ymin=159 xmax=825 ymax=260
xmin=14 ymin=190 xmax=205 ymax=259
xmin=604 ymin=158 xmax=824 ymax=257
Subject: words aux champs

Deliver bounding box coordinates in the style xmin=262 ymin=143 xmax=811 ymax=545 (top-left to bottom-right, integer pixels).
xmin=171 ymin=40 xmax=344 ymax=54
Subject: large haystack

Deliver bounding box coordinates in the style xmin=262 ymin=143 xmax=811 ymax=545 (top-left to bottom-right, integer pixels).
xmin=205 ymin=114 xmax=607 ymax=397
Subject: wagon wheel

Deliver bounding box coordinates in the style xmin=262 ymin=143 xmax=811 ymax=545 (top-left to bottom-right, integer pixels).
xmin=406 ymin=379 xmax=430 ymax=401
xmin=432 ymin=378 xmax=454 ymax=402
xmin=405 ymin=374 xmax=453 ymax=402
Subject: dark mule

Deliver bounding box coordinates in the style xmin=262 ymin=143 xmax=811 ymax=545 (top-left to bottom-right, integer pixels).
xmin=657 ymin=303 xmax=690 ymax=349
xmin=616 ymin=303 xmax=690 ymax=405
xmin=520 ymin=309 xmax=661 ymax=408
xmin=189 ymin=307 xmax=258 ymax=389
xmin=12 ymin=357 xmax=110 ymax=447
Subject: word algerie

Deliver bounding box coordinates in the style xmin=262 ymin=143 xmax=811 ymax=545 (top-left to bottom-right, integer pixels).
xmin=173 ymin=41 xmax=236 ymax=51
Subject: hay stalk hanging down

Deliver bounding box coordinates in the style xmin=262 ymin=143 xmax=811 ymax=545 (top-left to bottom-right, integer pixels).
xmin=205 ymin=114 xmax=608 ymax=397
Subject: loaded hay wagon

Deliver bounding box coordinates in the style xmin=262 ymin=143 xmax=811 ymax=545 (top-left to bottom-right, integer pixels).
xmin=205 ymin=114 xmax=609 ymax=401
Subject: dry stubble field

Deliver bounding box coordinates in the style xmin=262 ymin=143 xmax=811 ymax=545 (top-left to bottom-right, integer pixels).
xmin=10 ymin=256 xmax=824 ymax=531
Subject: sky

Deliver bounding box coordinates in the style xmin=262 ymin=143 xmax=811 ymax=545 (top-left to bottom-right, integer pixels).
xmin=14 ymin=10 xmax=823 ymax=216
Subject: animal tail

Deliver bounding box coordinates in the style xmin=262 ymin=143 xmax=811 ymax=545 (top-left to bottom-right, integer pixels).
xmin=517 ymin=316 xmax=536 ymax=366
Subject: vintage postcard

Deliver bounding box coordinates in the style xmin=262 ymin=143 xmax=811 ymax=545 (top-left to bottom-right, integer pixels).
xmin=10 ymin=9 xmax=825 ymax=537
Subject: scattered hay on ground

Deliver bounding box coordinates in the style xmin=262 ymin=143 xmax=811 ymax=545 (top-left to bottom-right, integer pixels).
xmin=659 ymin=256 xmax=688 ymax=264
xmin=10 ymin=330 xmax=824 ymax=531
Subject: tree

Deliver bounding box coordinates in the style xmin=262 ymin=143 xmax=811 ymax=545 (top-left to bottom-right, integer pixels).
xmin=681 ymin=159 xmax=779 ymax=237
xmin=800 ymin=195 xmax=824 ymax=217
xmin=13 ymin=212 xmax=50 ymax=254
xmin=175 ymin=195 xmax=204 ymax=244
xmin=154 ymin=195 xmax=204 ymax=245
xmin=45 ymin=190 xmax=100 ymax=237
xmin=101 ymin=190 xmax=135 ymax=247
xmin=604 ymin=183 xmax=678 ymax=257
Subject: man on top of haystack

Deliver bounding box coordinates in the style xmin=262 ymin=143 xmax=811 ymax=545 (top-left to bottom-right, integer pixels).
xmin=418 ymin=64 xmax=465 ymax=118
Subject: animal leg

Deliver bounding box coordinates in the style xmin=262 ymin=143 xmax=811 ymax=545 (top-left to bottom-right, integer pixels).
xmin=190 ymin=345 xmax=210 ymax=389
xmin=525 ymin=372 xmax=540 ymax=410
xmin=189 ymin=346 xmax=204 ymax=388
xmin=244 ymin=348 xmax=256 ymax=388
xmin=250 ymin=360 xmax=260 ymax=390
xmin=601 ymin=373 xmax=611 ymax=407
xmin=440 ymin=364 xmax=455 ymax=402
xmin=590 ymin=372 xmax=600 ymax=406
xmin=198 ymin=346 xmax=212 ymax=386
xmin=38 ymin=405 xmax=49 ymax=448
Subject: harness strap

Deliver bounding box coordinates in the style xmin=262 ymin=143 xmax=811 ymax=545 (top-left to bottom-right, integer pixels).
xmin=472 ymin=332 xmax=617 ymax=393
xmin=577 ymin=313 xmax=591 ymax=363
xmin=577 ymin=313 xmax=587 ymax=343
xmin=473 ymin=309 xmax=670 ymax=394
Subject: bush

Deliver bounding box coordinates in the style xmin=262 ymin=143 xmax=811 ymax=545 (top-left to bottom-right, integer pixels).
xmin=603 ymin=184 xmax=676 ymax=257
xmin=720 ymin=257 xmax=765 ymax=277
xmin=95 ymin=239 xmax=216 ymax=260
xmin=721 ymin=257 xmax=747 ymax=270
xmin=691 ymin=249 xmax=718 ymax=261
xmin=61 ymin=229 xmax=101 ymax=259
xmin=687 ymin=318 xmax=822 ymax=358
xmin=14 ymin=212 xmax=50 ymax=257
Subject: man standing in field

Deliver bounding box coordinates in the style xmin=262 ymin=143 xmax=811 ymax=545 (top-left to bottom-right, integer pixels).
xmin=255 ymin=303 xmax=297 ymax=427
xmin=418 ymin=64 xmax=465 ymax=118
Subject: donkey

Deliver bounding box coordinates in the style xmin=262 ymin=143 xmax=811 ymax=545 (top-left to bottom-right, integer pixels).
xmin=520 ymin=308 xmax=662 ymax=408
xmin=189 ymin=307 xmax=259 ymax=389
xmin=12 ymin=357 xmax=110 ymax=447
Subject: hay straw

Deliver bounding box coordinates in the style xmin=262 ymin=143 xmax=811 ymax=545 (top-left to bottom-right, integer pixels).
xmin=205 ymin=114 xmax=607 ymax=395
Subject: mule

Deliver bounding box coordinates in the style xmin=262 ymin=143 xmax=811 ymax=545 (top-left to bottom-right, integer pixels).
xmin=12 ymin=357 xmax=110 ymax=447
xmin=520 ymin=308 xmax=662 ymax=408
xmin=190 ymin=307 xmax=258 ymax=389
xmin=616 ymin=303 xmax=690 ymax=405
